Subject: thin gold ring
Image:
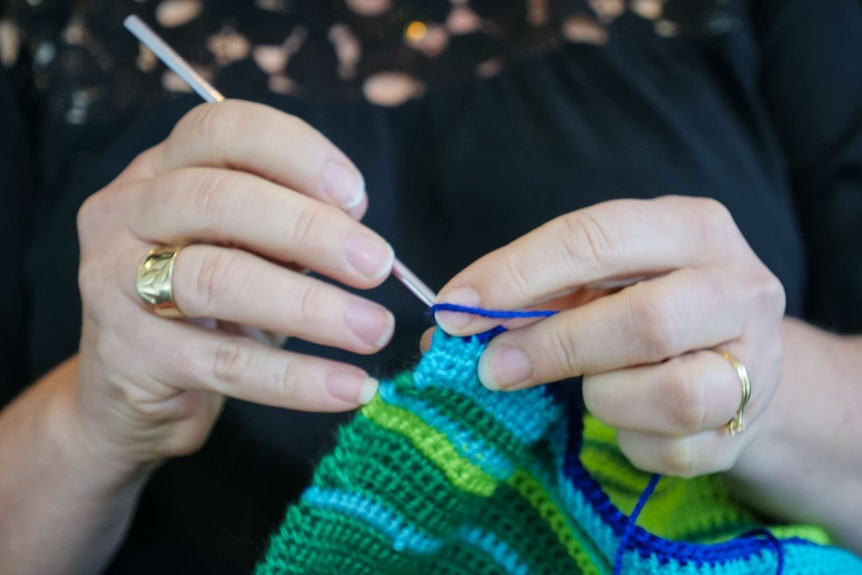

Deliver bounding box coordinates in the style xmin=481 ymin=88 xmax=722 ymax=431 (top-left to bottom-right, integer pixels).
xmin=715 ymin=351 xmax=752 ymax=436
xmin=136 ymin=246 xmax=185 ymax=319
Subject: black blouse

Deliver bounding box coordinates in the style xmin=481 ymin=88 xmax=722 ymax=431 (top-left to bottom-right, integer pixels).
xmin=1 ymin=0 xmax=861 ymax=572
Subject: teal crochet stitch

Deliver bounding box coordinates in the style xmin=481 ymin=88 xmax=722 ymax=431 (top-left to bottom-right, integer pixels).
xmin=256 ymin=328 xmax=862 ymax=574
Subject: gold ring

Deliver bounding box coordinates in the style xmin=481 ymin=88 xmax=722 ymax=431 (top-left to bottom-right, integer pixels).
xmin=136 ymin=246 xmax=185 ymax=318
xmin=716 ymin=351 xmax=752 ymax=436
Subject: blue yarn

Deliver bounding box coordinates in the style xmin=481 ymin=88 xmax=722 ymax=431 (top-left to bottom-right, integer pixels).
xmin=422 ymin=304 xmax=807 ymax=575
xmin=613 ymin=473 xmax=662 ymax=575
xmin=428 ymin=304 xmax=559 ymax=342
xmin=744 ymin=529 xmax=785 ymax=575
xmin=429 ymin=303 xmax=559 ymax=320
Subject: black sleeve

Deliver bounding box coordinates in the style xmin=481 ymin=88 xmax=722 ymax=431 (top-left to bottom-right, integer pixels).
xmin=751 ymin=0 xmax=862 ymax=333
xmin=0 ymin=63 xmax=34 ymax=403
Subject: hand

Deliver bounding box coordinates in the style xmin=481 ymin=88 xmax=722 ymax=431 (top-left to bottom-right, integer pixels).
xmin=74 ymin=100 xmax=395 ymax=468
xmin=436 ymin=196 xmax=786 ymax=478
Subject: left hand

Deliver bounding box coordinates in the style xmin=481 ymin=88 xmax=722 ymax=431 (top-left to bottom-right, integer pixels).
xmin=435 ymin=196 xmax=786 ymax=478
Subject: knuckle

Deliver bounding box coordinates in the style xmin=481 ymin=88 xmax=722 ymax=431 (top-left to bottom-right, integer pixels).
xmin=559 ymin=211 xmax=619 ymax=273
xmin=193 ymin=248 xmax=243 ymax=314
xmin=662 ymin=361 xmax=708 ymax=435
xmin=188 ymin=170 xmax=244 ymax=235
xmin=752 ymin=270 xmax=787 ymax=318
xmin=500 ymin=250 xmax=534 ymax=300
xmin=77 ymin=259 xmax=109 ymax=306
xmin=181 ymin=102 xmax=243 ymax=149
xmin=658 ymin=437 xmax=697 ymax=478
xmin=548 ymin=320 xmax=583 ymax=375
xmin=630 ymin=285 xmax=679 ymax=358
xmin=289 ymin=200 xmax=332 ymax=250
xmin=76 ymin=192 xmax=115 ymax=247
xmin=212 ymin=339 xmax=255 ymax=387
xmin=293 ymin=283 xmax=325 ymax=326
xmin=695 ymin=197 xmax=733 ymax=227
xmin=276 ymin=356 xmax=300 ymax=406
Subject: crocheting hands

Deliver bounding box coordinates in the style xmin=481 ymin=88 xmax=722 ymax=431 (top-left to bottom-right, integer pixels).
xmin=436 ymin=196 xmax=786 ymax=478
xmin=74 ymin=100 xmax=393 ymax=466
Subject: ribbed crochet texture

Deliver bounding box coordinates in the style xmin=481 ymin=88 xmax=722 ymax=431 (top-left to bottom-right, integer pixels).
xmin=257 ymin=320 xmax=862 ymax=574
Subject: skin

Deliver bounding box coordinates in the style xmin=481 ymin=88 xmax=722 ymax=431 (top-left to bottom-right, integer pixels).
xmin=434 ymin=197 xmax=862 ymax=553
xmin=0 ymin=101 xmax=397 ymax=573
xmin=1 ymin=101 xmax=860 ymax=574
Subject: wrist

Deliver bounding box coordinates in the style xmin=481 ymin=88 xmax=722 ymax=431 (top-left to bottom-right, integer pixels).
xmin=725 ymin=319 xmax=862 ymax=528
xmin=50 ymin=357 xmax=157 ymax=491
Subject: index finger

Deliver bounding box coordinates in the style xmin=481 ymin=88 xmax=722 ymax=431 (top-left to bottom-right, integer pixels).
xmin=436 ymin=197 xmax=740 ymax=335
xmin=147 ymin=100 xmax=368 ymax=215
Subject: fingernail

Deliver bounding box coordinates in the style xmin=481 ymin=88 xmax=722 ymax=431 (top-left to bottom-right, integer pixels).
xmin=326 ymin=371 xmax=379 ymax=405
xmin=322 ymin=161 xmax=365 ymax=210
xmin=346 ymin=300 xmax=395 ymax=348
xmin=479 ymin=344 xmax=533 ymax=390
xmin=435 ymin=287 xmax=481 ymax=332
xmin=345 ymin=233 xmax=394 ymax=281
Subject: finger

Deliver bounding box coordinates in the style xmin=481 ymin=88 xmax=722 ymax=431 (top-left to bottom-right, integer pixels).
xmin=217 ymin=321 xmax=288 ymax=348
xmin=420 ymin=327 xmax=435 ymax=353
xmin=431 ymin=287 xmax=617 ymax=336
xmin=140 ymin=318 xmax=379 ymax=412
xmin=127 ymin=167 xmax=393 ymax=287
xmin=129 ymin=245 xmax=395 ymax=354
xmin=616 ymin=428 xmax=748 ymax=478
xmin=148 ymin=100 xmax=368 ymax=214
xmin=582 ymin=350 xmax=746 ymax=437
xmin=436 ymin=197 xmax=742 ymax=335
xmin=476 ymin=268 xmax=746 ymax=390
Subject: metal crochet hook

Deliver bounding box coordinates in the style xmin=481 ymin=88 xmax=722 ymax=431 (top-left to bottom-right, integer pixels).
xmin=124 ymin=15 xmax=438 ymax=307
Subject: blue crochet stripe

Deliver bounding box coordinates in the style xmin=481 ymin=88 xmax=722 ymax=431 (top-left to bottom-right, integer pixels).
xmin=518 ymin=428 xmax=612 ymax=571
xmin=303 ymin=487 xmax=441 ymax=554
xmin=304 ymin=487 xmax=533 ymax=575
xmin=458 ymin=527 xmax=532 ymax=575
xmin=412 ymin=332 xmax=562 ymax=445
xmin=613 ymin=473 xmax=661 ymax=575
xmin=548 ymin=407 xmax=862 ymax=574
xmin=423 ymin=305 xmax=862 ymax=574
xmin=378 ymin=380 xmax=517 ymax=480
xmin=409 ymin=370 xmax=558 ymax=445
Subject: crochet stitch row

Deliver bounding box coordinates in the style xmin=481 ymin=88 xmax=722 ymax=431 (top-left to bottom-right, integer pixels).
xmin=256 ymin=327 xmax=862 ymax=574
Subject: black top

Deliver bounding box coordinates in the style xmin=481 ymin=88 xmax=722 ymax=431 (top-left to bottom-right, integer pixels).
xmin=2 ymin=0 xmax=862 ymax=572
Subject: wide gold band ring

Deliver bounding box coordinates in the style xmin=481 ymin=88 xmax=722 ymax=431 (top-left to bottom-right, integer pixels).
xmin=136 ymin=246 xmax=185 ymax=319
xmin=716 ymin=351 xmax=752 ymax=436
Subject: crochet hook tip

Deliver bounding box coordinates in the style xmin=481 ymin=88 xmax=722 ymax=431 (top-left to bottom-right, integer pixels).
xmin=392 ymin=259 xmax=437 ymax=308
xmin=125 ymin=15 xmax=439 ymax=308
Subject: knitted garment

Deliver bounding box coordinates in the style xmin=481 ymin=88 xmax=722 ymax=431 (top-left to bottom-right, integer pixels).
xmin=256 ymin=328 xmax=862 ymax=574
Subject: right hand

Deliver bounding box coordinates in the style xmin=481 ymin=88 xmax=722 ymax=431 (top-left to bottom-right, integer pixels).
xmin=73 ymin=100 xmax=395 ymax=468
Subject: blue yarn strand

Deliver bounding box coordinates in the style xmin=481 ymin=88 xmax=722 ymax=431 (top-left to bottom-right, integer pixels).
xmin=428 ymin=304 xmax=559 ymax=342
xmin=429 ymin=304 xmax=559 ymax=319
xmin=427 ymin=303 xmax=786 ymax=575
xmin=744 ymin=529 xmax=785 ymax=575
xmin=613 ymin=473 xmax=662 ymax=575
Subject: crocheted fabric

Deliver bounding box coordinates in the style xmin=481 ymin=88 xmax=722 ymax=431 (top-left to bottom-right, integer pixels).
xmin=256 ymin=328 xmax=862 ymax=574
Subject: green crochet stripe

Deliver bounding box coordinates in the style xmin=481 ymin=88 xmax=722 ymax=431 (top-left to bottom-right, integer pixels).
xmin=258 ymin=332 xmax=855 ymax=575
xmin=507 ymin=468 xmax=605 ymax=575
xmin=313 ymin=415 xmax=485 ymax=539
xmin=363 ymin=395 xmax=497 ymax=497
xmin=476 ymin=482 xmax=582 ymax=573
xmin=430 ymin=543 xmax=510 ymax=575
xmin=581 ymin=415 xmax=833 ymax=545
xmin=390 ymin=372 xmax=527 ymax=459
xmin=257 ymin=506 xmax=418 ymax=575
